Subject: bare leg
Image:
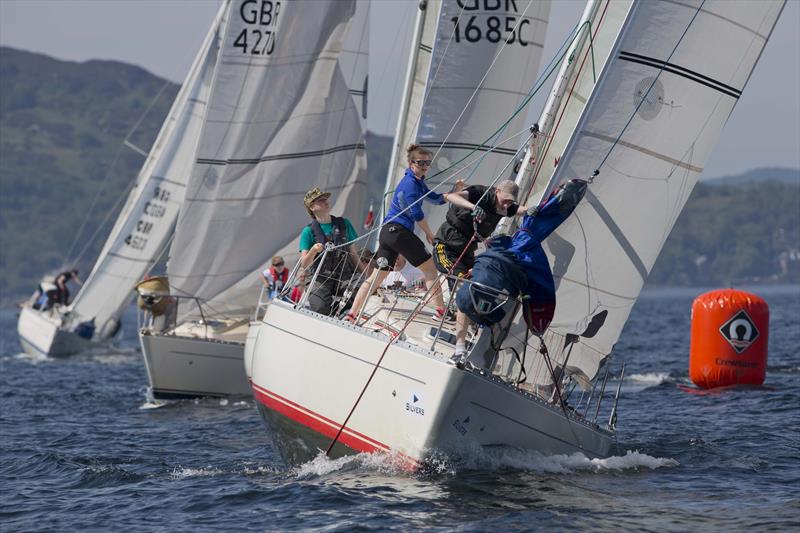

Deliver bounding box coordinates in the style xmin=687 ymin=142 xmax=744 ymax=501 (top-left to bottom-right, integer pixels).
xmin=350 ymin=269 xmax=390 ymax=320
xmin=455 ymin=311 xmax=470 ymax=347
xmin=415 ymin=258 xmax=445 ymax=310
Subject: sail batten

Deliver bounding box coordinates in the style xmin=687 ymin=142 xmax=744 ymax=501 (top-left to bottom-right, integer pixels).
xmin=66 ymin=0 xmax=230 ymax=338
xmin=166 ymin=0 xmax=371 ymax=317
xmin=537 ymin=0 xmax=786 ymax=383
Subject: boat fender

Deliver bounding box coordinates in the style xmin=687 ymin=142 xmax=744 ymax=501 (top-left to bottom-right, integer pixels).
xmin=99 ymin=317 xmax=122 ymax=340
xmin=74 ymin=318 xmax=96 ymax=340
xmin=689 ymin=289 xmax=769 ymax=389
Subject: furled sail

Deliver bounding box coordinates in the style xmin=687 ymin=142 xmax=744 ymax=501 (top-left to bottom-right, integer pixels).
xmin=386 ymin=0 xmax=551 ymax=227
xmin=166 ymin=0 xmax=370 ymax=317
xmin=533 ymin=0 xmax=785 ymax=384
xmin=67 ymin=1 xmax=229 ymax=339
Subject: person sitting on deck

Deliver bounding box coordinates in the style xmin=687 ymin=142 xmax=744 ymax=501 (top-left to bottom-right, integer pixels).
xmin=53 ymin=269 xmax=81 ymax=306
xmin=450 ymin=179 xmax=589 ymax=367
xmin=347 ymin=144 xmax=471 ymax=323
xmin=298 ymin=187 xmax=366 ymax=316
xmin=261 ymin=255 xmax=288 ymax=300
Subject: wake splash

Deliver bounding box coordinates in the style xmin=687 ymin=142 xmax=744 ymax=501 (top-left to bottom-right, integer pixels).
xmin=453 ymin=444 xmax=678 ymax=473
xmin=292 ymin=448 xmax=678 ymax=479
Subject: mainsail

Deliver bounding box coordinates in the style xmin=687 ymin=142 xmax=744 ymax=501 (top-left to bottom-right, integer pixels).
xmin=67 ymin=1 xmax=229 ymax=339
xmin=385 ymin=0 xmax=551 ymax=227
xmin=166 ymin=0 xmax=370 ymax=317
xmin=526 ymin=0 xmax=785 ymax=384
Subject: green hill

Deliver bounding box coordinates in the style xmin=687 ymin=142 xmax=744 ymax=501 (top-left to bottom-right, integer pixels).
xmin=0 ymin=46 xmax=178 ymax=300
xmin=0 ymin=47 xmax=797 ymax=301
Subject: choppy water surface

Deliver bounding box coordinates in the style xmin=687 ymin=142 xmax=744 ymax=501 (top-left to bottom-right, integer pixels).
xmin=1 ymin=286 xmax=798 ymax=531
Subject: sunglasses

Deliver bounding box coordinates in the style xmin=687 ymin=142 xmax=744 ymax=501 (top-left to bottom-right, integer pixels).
xmin=411 ymin=159 xmax=432 ymax=167
xmin=273 ymin=262 xmax=284 ymax=267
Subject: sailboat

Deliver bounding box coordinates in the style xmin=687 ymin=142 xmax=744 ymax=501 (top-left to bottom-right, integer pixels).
xmin=246 ymin=0 xmax=784 ymax=466
xmin=137 ymin=0 xmax=371 ymax=399
xmin=16 ymin=2 xmax=228 ymax=358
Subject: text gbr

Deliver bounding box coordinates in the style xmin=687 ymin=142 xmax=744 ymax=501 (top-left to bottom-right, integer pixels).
xmin=234 ymin=0 xmax=280 ymax=56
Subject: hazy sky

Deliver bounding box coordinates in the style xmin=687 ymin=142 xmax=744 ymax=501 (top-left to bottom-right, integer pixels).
xmin=1 ymin=0 xmax=798 ymax=178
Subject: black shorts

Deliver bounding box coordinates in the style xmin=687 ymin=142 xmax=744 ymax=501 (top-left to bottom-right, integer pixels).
xmin=375 ymin=223 xmax=430 ymax=270
xmin=432 ymin=241 xmax=474 ymax=278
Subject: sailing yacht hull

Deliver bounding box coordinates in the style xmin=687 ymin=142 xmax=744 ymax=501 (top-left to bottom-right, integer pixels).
xmin=17 ymin=306 xmax=89 ymax=357
xmin=248 ymin=302 xmax=614 ymax=466
xmin=138 ymin=332 xmax=249 ymax=399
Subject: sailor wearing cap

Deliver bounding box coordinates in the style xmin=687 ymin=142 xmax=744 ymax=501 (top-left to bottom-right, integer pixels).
xmin=298 ymin=187 xmax=364 ymax=316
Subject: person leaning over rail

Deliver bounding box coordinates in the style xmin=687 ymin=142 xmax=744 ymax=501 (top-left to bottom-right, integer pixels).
xmin=434 ymin=180 xmax=537 ymax=358
xmin=347 ymin=144 xmax=472 ymax=322
xmin=298 ymin=187 xmax=366 ymax=316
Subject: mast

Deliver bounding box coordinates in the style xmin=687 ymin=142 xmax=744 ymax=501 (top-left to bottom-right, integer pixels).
xmin=382 ymin=1 xmax=429 ymax=202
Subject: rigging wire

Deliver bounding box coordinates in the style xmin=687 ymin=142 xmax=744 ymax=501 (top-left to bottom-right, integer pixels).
xmin=62 ymin=79 xmax=173 ymax=268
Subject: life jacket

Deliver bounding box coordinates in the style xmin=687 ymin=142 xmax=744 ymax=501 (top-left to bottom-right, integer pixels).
xmin=308 ymin=216 xmax=352 ymax=275
xmin=268 ymin=266 xmax=289 ymax=293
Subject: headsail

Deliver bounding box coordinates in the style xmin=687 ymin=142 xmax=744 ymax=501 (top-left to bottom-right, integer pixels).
xmin=166 ymin=0 xmax=370 ymax=317
xmin=385 ymin=0 xmax=551 ymax=226
xmin=536 ymin=0 xmax=785 ymax=383
xmin=67 ymin=1 xmax=229 ymax=339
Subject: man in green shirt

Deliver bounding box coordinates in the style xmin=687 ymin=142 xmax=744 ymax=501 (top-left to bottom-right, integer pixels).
xmin=299 ymin=187 xmax=365 ymax=316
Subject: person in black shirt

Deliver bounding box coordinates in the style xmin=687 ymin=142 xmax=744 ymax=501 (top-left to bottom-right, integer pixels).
xmin=432 ymin=180 xmax=531 ymax=279
xmin=53 ymin=269 xmax=81 ymax=306
xmin=432 ymin=180 xmax=535 ymax=362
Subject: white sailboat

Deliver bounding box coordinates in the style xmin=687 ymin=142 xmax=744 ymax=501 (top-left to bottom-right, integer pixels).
xmin=246 ymin=0 xmax=784 ymax=467
xmin=137 ymin=0 xmax=371 ymax=399
xmin=16 ymin=2 xmax=228 ymax=358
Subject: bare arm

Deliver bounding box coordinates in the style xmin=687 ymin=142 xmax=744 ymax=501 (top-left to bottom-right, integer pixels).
xmin=417 ymin=218 xmax=436 ymax=245
xmin=300 ymin=243 xmax=324 ymax=269
xmin=443 ymin=190 xmax=475 ymax=210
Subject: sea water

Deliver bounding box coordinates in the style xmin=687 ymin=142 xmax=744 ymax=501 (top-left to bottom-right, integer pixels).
xmin=1 ymin=285 xmax=798 ymax=531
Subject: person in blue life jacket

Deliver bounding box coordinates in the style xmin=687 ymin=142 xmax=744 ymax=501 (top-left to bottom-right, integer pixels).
xmin=347 ymin=144 xmax=475 ymax=322
xmin=260 ymin=255 xmax=288 ymax=300
xmin=450 ymin=178 xmax=589 ymax=367
xmin=298 ymin=187 xmax=367 ymax=316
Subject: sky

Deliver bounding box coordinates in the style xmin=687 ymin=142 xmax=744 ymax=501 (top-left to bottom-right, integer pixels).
xmin=1 ymin=0 xmax=798 ymax=178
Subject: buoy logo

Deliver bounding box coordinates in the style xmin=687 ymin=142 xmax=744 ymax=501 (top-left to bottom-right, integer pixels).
xmin=719 ymin=310 xmax=759 ymax=353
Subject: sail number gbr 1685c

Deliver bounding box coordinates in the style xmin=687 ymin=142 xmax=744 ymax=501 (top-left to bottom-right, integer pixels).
xmin=233 ymin=0 xmax=280 ymax=56
xmin=451 ymin=0 xmax=534 ymax=46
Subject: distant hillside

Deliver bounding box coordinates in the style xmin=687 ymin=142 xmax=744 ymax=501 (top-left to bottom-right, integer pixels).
xmin=0 ymin=48 xmax=797 ymax=300
xmin=0 ymin=46 xmax=178 ymax=299
xmin=703 ymin=167 xmax=799 ymax=186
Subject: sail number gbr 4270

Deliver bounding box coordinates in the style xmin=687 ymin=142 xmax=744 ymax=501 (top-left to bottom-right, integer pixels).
xmin=233 ymin=0 xmax=280 ymax=56
xmin=451 ymin=0 xmax=535 ymax=46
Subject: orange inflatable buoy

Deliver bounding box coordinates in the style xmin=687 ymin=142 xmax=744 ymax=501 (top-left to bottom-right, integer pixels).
xmin=689 ymin=289 xmax=769 ymax=389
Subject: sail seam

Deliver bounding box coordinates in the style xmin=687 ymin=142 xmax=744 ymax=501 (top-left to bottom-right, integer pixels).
xmin=582 ymin=131 xmax=704 ymax=172
xmin=196 ymin=143 xmax=365 ymax=166
xmin=619 ymin=51 xmax=741 ymax=99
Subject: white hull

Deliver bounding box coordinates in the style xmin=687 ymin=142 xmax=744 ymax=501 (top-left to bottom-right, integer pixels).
xmin=139 ymin=331 xmax=249 ymax=399
xmin=248 ymin=302 xmax=614 ymax=467
xmin=17 ymin=307 xmax=90 ymax=357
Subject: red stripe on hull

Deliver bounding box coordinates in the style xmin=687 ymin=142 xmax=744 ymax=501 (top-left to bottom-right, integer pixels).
xmin=251 ymin=383 xmax=419 ymax=469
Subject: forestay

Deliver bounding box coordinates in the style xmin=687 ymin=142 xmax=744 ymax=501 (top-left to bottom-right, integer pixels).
xmin=166 ymin=0 xmax=370 ymax=317
xmin=68 ymin=1 xmax=229 ymax=339
xmin=520 ymin=0 xmax=632 ymax=207
xmin=535 ymin=0 xmax=784 ymax=383
xmin=387 ymin=0 xmax=550 ymax=227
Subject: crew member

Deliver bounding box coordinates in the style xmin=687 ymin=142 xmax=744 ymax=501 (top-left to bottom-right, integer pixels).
xmin=298 ymin=188 xmax=365 ymax=316
xmin=261 ymin=255 xmax=288 ymax=300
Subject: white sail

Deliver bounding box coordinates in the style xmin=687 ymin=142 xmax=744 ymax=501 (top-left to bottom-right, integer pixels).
xmin=166 ymin=0 xmax=370 ymax=317
xmin=67 ymin=1 xmax=229 ymax=339
xmin=387 ymin=0 xmax=550 ymax=229
xmin=519 ymin=0 xmax=632 ymax=207
xmin=533 ymin=0 xmax=785 ymax=383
